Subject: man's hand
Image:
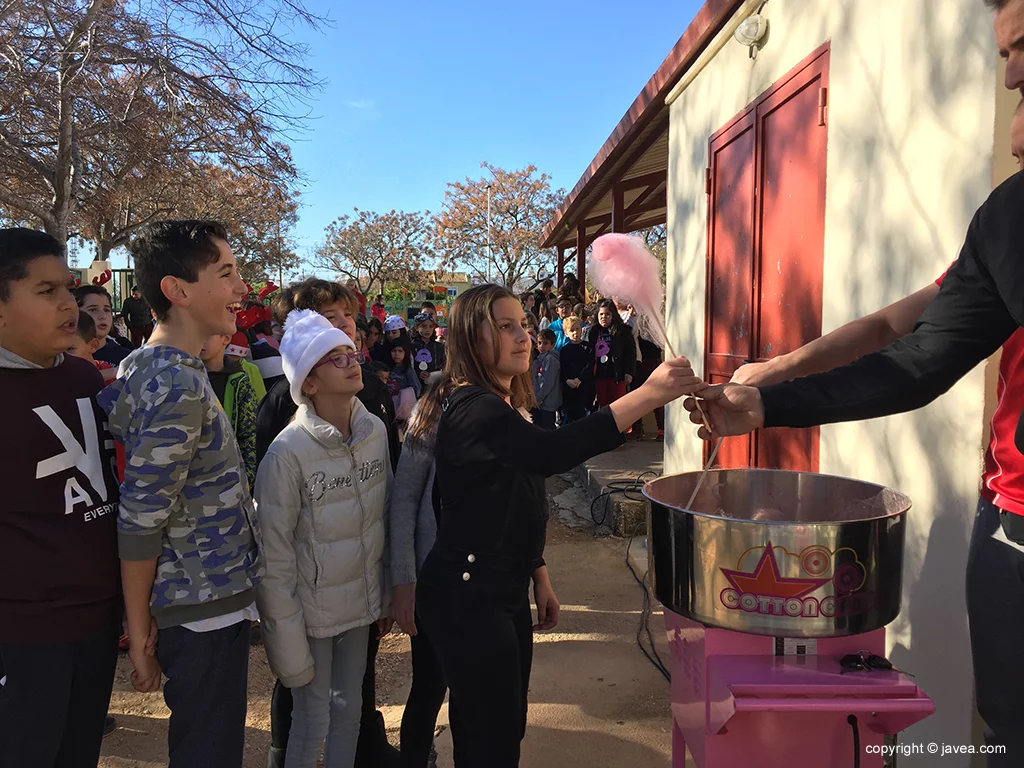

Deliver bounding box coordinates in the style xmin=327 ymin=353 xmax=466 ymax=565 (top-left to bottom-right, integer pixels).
xmin=730 ymin=360 xmax=782 ymax=387
xmin=684 ymin=384 xmax=765 ymax=439
xmin=567 ymin=378 xmax=580 ymax=389
xmin=128 ymin=644 xmax=162 ymax=693
xmin=624 ymin=374 xmax=633 ymax=385
xmin=392 ymin=583 xmax=417 ymax=636
xmin=419 ymin=371 xmax=430 ymax=382
xmin=377 ymin=616 xmax=395 ymax=639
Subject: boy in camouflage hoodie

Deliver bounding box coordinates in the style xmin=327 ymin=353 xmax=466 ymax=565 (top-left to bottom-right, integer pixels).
xmin=98 ymin=221 xmax=262 ymax=768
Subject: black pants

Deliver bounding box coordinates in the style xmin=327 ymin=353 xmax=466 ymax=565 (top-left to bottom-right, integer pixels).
xmin=157 ymin=620 xmax=251 ymax=768
xmin=417 ymin=556 xmax=533 ymax=768
xmin=400 ymin=618 xmax=448 ymax=768
xmin=0 ymin=621 xmax=118 ymax=768
xmin=269 ymin=626 xmax=392 ymax=766
xmin=966 ymin=498 xmax=1024 ymax=767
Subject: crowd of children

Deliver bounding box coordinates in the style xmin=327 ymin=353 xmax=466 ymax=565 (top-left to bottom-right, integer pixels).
xmin=522 ymin=282 xmax=665 ymax=438
xmin=0 ymin=221 xmax=691 ymax=768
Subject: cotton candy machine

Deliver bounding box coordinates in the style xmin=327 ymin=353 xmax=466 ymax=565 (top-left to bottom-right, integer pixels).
xmin=644 ymin=470 xmax=934 ymax=768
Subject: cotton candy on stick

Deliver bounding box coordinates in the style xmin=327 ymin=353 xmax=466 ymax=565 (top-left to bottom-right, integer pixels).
xmin=589 ymin=233 xmax=675 ymax=357
xmin=589 ymin=232 xmax=713 ymax=434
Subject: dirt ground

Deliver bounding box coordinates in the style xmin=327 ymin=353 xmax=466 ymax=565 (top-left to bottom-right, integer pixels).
xmin=100 ymin=475 xmax=674 ymax=767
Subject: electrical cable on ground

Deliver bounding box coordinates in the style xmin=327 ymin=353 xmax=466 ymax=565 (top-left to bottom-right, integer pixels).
xmin=590 ymin=470 xmax=659 ymax=526
xmin=592 ymin=469 xmax=671 ymax=682
xmin=626 ymin=521 xmax=671 ymax=683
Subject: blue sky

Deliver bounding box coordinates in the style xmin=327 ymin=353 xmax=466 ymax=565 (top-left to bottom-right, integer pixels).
xmin=89 ymin=0 xmax=702 ymax=270
xmin=284 ymin=0 xmax=702 ymax=264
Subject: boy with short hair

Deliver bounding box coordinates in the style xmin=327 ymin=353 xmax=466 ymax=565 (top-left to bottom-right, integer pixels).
xmin=76 ymin=284 xmax=133 ymax=365
xmin=67 ymin=309 xmax=118 ymax=384
xmin=0 ymin=228 xmax=122 ymax=767
xmin=200 ymin=333 xmax=262 ymax=491
xmin=548 ymin=297 xmax=574 ymax=351
xmin=411 ymin=311 xmax=445 ymax=385
xmin=98 ymin=220 xmax=262 ymax=768
xmin=560 ymin=315 xmax=594 ymax=424
xmin=532 ymin=328 xmax=562 ymax=429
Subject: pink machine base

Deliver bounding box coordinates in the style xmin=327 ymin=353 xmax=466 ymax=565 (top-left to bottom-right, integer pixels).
xmin=665 ymin=611 xmax=934 ymax=768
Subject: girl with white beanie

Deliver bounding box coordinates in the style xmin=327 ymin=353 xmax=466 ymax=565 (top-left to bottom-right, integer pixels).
xmin=254 ymin=309 xmax=392 ymax=768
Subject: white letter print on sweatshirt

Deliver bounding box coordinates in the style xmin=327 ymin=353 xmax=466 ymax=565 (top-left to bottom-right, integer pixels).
xmin=34 ymin=399 xmax=111 ymax=515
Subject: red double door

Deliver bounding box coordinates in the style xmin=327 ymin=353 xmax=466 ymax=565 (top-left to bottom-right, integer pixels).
xmin=703 ymin=45 xmax=830 ymax=472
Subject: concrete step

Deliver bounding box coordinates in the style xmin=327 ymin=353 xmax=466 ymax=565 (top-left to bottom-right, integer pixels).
xmin=573 ymin=438 xmax=664 ymax=537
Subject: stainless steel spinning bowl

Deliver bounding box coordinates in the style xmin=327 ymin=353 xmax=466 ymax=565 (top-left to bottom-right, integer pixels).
xmin=643 ymin=470 xmax=911 ymax=638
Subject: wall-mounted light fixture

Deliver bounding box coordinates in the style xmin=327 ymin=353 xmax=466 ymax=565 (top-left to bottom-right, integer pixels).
xmin=733 ymin=2 xmax=769 ymax=59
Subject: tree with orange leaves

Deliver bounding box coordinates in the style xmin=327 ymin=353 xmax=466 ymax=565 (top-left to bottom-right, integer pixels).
xmin=432 ymin=163 xmax=564 ymax=289
xmin=311 ymin=209 xmax=433 ymax=296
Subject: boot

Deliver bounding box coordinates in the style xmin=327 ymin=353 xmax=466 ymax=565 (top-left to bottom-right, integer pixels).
xmin=354 ymin=710 xmax=400 ymax=768
xmin=267 ymin=746 xmax=286 ymax=768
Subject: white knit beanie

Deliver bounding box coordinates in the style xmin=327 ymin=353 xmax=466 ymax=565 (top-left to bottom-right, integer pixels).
xmin=280 ymin=309 xmax=355 ymax=405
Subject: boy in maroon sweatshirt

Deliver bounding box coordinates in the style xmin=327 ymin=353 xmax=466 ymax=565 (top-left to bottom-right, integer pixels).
xmin=0 ymin=228 xmax=122 ymax=768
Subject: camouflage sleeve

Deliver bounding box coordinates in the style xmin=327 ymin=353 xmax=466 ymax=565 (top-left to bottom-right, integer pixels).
xmin=235 ymin=376 xmax=259 ymax=492
xmin=117 ymin=386 xmax=204 ymax=561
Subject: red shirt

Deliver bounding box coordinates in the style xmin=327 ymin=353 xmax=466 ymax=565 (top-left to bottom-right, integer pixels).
xmin=936 ymin=270 xmax=1024 ymax=513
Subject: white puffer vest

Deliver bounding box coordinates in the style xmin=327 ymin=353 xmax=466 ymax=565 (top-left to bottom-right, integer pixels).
xmin=254 ymin=399 xmax=391 ymax=688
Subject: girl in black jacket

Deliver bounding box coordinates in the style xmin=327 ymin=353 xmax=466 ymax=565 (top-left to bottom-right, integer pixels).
xmin=413 ymin=284 xmax=702 ymax=767
xmin=586 ymin=299 xmax=636 ymax=408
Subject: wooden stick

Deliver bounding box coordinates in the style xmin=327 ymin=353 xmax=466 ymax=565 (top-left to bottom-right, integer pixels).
xmin=685 ymin=437 xmax=723 ymax=511
xmin=649 ymin=313 xmax=713 ymax=434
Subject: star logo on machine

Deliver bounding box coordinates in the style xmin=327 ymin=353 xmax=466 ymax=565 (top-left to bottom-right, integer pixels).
xmin=719 ymin=543 xmax=872 ymax=620
xmin=721 ymin=545 xmax=829 ymax=599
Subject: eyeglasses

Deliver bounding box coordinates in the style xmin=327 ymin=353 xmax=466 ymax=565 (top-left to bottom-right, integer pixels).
xmin=312 ymin=352 xmax=360 ymax=371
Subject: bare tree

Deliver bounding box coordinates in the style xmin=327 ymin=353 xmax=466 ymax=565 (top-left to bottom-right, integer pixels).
xmin=431 ymin=163 xmax=564 ymax=288
xmin=312 ymin=209 xmax=433 ymax=296
xmin=0 ymin=0 xmax=323 ymax=243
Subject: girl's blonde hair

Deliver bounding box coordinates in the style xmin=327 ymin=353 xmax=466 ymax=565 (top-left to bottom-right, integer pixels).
xmin=408 ymin=284 xmax=535 ymax=442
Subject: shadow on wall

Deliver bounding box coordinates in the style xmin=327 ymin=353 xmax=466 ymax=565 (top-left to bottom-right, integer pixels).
xmin=667 ymin=0 xmax=995 ymax=759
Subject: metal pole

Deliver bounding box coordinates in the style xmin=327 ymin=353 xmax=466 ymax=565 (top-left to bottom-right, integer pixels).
xmin=486 ymin=183 xmax=492 ymax=283
xmin=277 ymin=218 xmax=283 ymax=287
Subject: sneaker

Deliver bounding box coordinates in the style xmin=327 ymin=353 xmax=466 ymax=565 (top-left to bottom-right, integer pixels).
xmin=657 ymin=430 xmax=665 ymax=441
xmin=118 ymin=633 xmax=130 ymax=653
xmin=103 ymin=715 xmax=117 ymax=738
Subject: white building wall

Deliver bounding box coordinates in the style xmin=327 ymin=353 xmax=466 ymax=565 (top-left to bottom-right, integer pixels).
xmin=664 ymin=1 xmax=999 ymax=762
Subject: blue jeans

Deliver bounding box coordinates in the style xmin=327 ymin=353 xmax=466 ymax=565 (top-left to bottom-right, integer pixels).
xmin=966 ymin=497 xmax=1024 ymax=767
xmin=158 ymin=620 xmax=252 ymax=768
xmin=286 ymin=624 xmax=371 ymax=768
